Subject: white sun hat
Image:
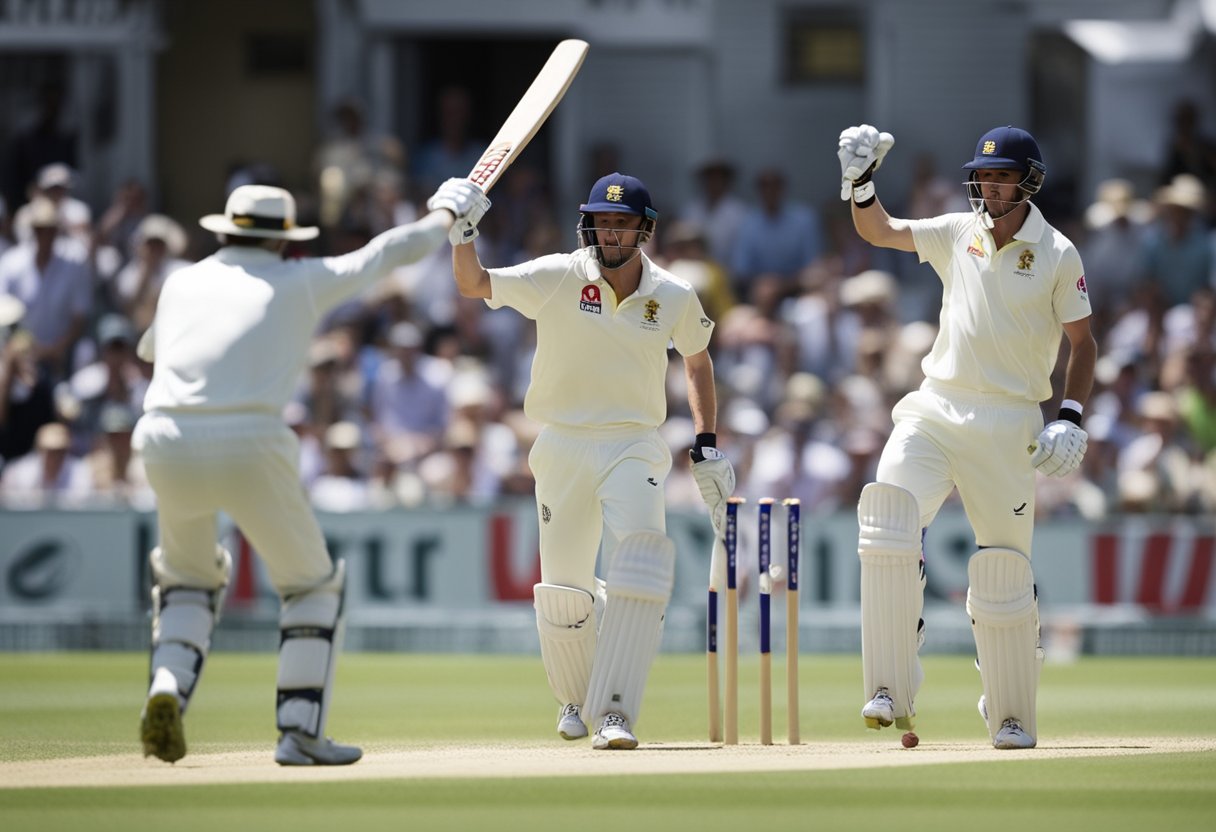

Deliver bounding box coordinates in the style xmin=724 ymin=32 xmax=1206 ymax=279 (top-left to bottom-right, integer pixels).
xmin=199 ymin=184 xmax=318 ymax=241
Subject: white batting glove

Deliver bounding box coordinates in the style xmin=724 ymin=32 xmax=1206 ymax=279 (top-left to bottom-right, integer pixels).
xmin=691 ymin=448 xmax=736 ymax=534
xmin=1028 ymin=420 xmax=1088 ymax=477
xmin=838 ymin=125 xmax=895 ymax=201
xmin=426 ymin=178 xmax=491 ymax=246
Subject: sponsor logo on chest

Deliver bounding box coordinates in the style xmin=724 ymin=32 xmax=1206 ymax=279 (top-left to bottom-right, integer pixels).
xmin=580 ymin=285 xmax=602 ymax=314
xmin=966 ymin=233 xmax=987 ymax=259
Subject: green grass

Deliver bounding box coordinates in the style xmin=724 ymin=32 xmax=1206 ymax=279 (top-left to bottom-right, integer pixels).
xmin=1 ymin=653 xmax=1214 ymax=831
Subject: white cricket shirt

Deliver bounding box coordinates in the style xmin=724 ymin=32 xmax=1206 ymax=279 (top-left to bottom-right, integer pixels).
xmin=909 ymin=204 xmax=1091 ymax=403
xmin=143 ymin=214 xmax=448 ymax=415
xmin=486 ymin=248 xmax=714 ymax=429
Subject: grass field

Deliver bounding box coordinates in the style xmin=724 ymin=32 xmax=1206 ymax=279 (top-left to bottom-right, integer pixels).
xmin=1 ymin=651 xmax=1214 ymax=831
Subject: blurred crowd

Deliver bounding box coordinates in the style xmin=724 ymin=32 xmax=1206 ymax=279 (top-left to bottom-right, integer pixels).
xmin=3 ymin=93 xmax=1216 ymax=521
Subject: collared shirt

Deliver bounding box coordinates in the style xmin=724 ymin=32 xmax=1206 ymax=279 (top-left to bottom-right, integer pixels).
xmin=910 ymin=204 xmax=1092 ymax=403
xmin=143 ymin=214 xmax=448 ymax=415
xmin=0 ymin=241 xmax=92 ymax=347
xmin=486 ymin=248 xmax=715 ymax=429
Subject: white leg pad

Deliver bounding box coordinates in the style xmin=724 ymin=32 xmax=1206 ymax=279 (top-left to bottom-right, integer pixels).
xmin=966 ymin=547 xmax=1042 ymax=742
xmin=583 ymin=532 xmax=675 ymax=728
xmin=858 ymin=483 xmax=925 ymax=725
xmin=277 ymin=561 xmax=346 ymax=738
xmin=148 ymin=546 xmax=233 ymax=711
xmin=534 ymin=583 xmax=597 ymax=705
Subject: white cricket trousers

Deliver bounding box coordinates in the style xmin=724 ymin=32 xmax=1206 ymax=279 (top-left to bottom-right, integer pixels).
xmin=875 ymin=381 xmax=1044 ymax=556
xmin=528 ymin=425 xmax=672 ymax=593
xmin=133 ymin=410 xmax=333 ymax=594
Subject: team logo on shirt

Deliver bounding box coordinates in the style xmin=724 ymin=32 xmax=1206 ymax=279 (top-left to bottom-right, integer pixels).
xmin=1017 ymin=250 xmax=1035 ymax=271
xmin=700 ymin=317 xmax=712 ymax=328
xmin=642 ymin=300 xmax=661 ymax=331
xmin=966 ymin=233 xmax=987 ymax=258
xmin=1077 ymin=274 xmax=1088 ymax=295
xmin=580 ymin=285 xmax=602 ymax=314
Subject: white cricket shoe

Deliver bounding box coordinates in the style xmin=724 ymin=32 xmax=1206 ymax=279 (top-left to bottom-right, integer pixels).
xmin=993 ymin=717 xmax=1036 ymax=750
xmin=275 ymin=730 xmax=363 ymax=766
xmin=591 ymin=712 xmax=638 ymax=750
xmin=141 ymin=692 xmax=186 ymax=763
xmin=557 ymin=703 xmax=587 ymax=740
xmin=978 ymin=694 xmax=987 ymax=722
xmin=862 ymin=687 xmax=895 ymax=729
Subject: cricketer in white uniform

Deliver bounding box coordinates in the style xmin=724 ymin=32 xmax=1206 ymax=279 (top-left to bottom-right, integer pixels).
xmin=837 ymin=125 xmax=1096 ymax=749
xmin=133 ymin=180 xmax=489 ymax=765
xmin=443 ymin=172 xmax=734 ymax=749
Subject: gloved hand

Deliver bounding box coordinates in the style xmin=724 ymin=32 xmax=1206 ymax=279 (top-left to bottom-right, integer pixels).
xmin=838 ymin=124 xmax=895 ymax=200
xmin=1028 ymin=420 xmax=1088 ymax=477
xmin=426 ymin=178 xmax=491 ymax=246
xmin=690 ymin=437 xmax=735 ymax=535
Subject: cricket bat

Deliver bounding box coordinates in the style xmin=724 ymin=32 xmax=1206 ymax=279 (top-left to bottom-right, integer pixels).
xmin=467 ymin=39 xmax=589 ymax=194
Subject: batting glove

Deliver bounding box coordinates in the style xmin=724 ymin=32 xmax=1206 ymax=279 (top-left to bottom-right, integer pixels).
xmin=426 ymin=178 xmax=491 ymax=246
xmin=690 ymin=435 xmax=736 ymax=534
xmin=838 ymin=124 xmax=895 ymax=201
xmin=1028 ymin=420 xmax=1088 ymax=477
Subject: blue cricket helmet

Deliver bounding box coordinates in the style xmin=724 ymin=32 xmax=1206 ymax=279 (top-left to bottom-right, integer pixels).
xmin=962 ymin=126 xmax=1046 ymax=194
xmin=579 ymin=172 xmax=659 ymax=219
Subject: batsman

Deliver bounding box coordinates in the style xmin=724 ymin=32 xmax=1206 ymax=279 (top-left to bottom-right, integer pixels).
xmin=447 ymin=172 xmax=732 ymax=749
xmin=838 ymin=124 xmax=1096 ymax=749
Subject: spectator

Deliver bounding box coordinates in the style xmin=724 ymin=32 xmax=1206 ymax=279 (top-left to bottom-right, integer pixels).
xmin=80 ymin=400 xmax=153 ymax=508
xmin=412 ymin=86 xmax=484 ymax=196
xmin=11 ymin=163 xmax=92 ymax=246
xmin=0 ymin=421 xmax=89 ymax=507
xmin=62 ymin=314 xmax=148 ymax=454
xmin=678 ymin=158 xmax=749 ymax=269
xmin=314 ymin=98 xmax=406 ymax=231
xmin=0 ymin=197 xmax=92 ymax=380
xmin=731 ymin=168 xmax=823 ymax=302
xmin=369 ymin=321 xmax=450 ymax=467
xmin=1 ymin=301 xmax=56 ymax=465
xmin=1080 ymin=179 xmax=1152 ymax=319
xmin=661 ymin=220 xmax=736 ymax=324
xmin=310 ymin=420 xmax=376 ymax=512
xmin=109 ymin=214 xmax=191 ymax=335
xmin=1140 ymin=174 xmax=1212 ymax=309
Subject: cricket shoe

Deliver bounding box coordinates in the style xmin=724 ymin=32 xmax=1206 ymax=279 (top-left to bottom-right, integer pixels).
xmin=141 ymin=692 xmax=186 ymax=763
xmin=591 ymin=712 xmax=638 ymax=750
xmin=993 ymin=718 xmax=1036 ymax=750
xmin=557 ymin=703 xmax=587 ymax=740
xmin=978 ymin=694 xmax=987 ymax=722
xmin=862 ymin=687 xmax=895 ymax=729
xmin=275 ymin=730 xmax=363 ymax=766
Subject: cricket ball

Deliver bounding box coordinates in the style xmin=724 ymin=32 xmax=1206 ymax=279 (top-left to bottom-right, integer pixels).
xmin=901 ymin=731 xmax=919 ymax=749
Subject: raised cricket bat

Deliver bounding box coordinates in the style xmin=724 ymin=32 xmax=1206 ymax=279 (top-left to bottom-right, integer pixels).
xmin=467 ymin=39 xmax=589 ymax=194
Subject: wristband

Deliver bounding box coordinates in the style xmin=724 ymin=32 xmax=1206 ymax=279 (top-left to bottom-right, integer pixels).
xmin=852 ymin=180 xmax=876 ymax=208
xmin=1057 ymin=407 xmax=1082 ymax=426
xmin=689 ymin=432 xmax=717 ymax=463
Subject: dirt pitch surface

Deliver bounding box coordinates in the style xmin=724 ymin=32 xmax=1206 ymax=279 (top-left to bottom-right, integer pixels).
xmin=3 ymin=736 xmax=1212 ymax=788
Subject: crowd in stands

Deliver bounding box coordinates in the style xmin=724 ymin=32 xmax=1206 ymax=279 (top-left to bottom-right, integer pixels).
xmin=3 ymin=94 xmax=1216 ymax=522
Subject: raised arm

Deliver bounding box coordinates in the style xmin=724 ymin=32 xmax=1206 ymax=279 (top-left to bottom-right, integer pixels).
xmin=838 ymin=124 xmax=917 ymax=253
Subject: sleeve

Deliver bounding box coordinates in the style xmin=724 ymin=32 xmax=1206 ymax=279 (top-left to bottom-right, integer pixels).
xmin=671 ymin=287 xmax=715 ymax=356
xmin=307 ymin=212 xmax=450 ymax=310
xmin=485 ymin=253 xmax=572 ymax=319
xmin=909 ymin=213 xmax=968 ymax=277
xmin=1052 ymin=245 xmax=1093 ymax=324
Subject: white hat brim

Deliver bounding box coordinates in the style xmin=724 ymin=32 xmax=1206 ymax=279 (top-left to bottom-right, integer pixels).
xmin=199 ymin=214 xmax=319 ymax=241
